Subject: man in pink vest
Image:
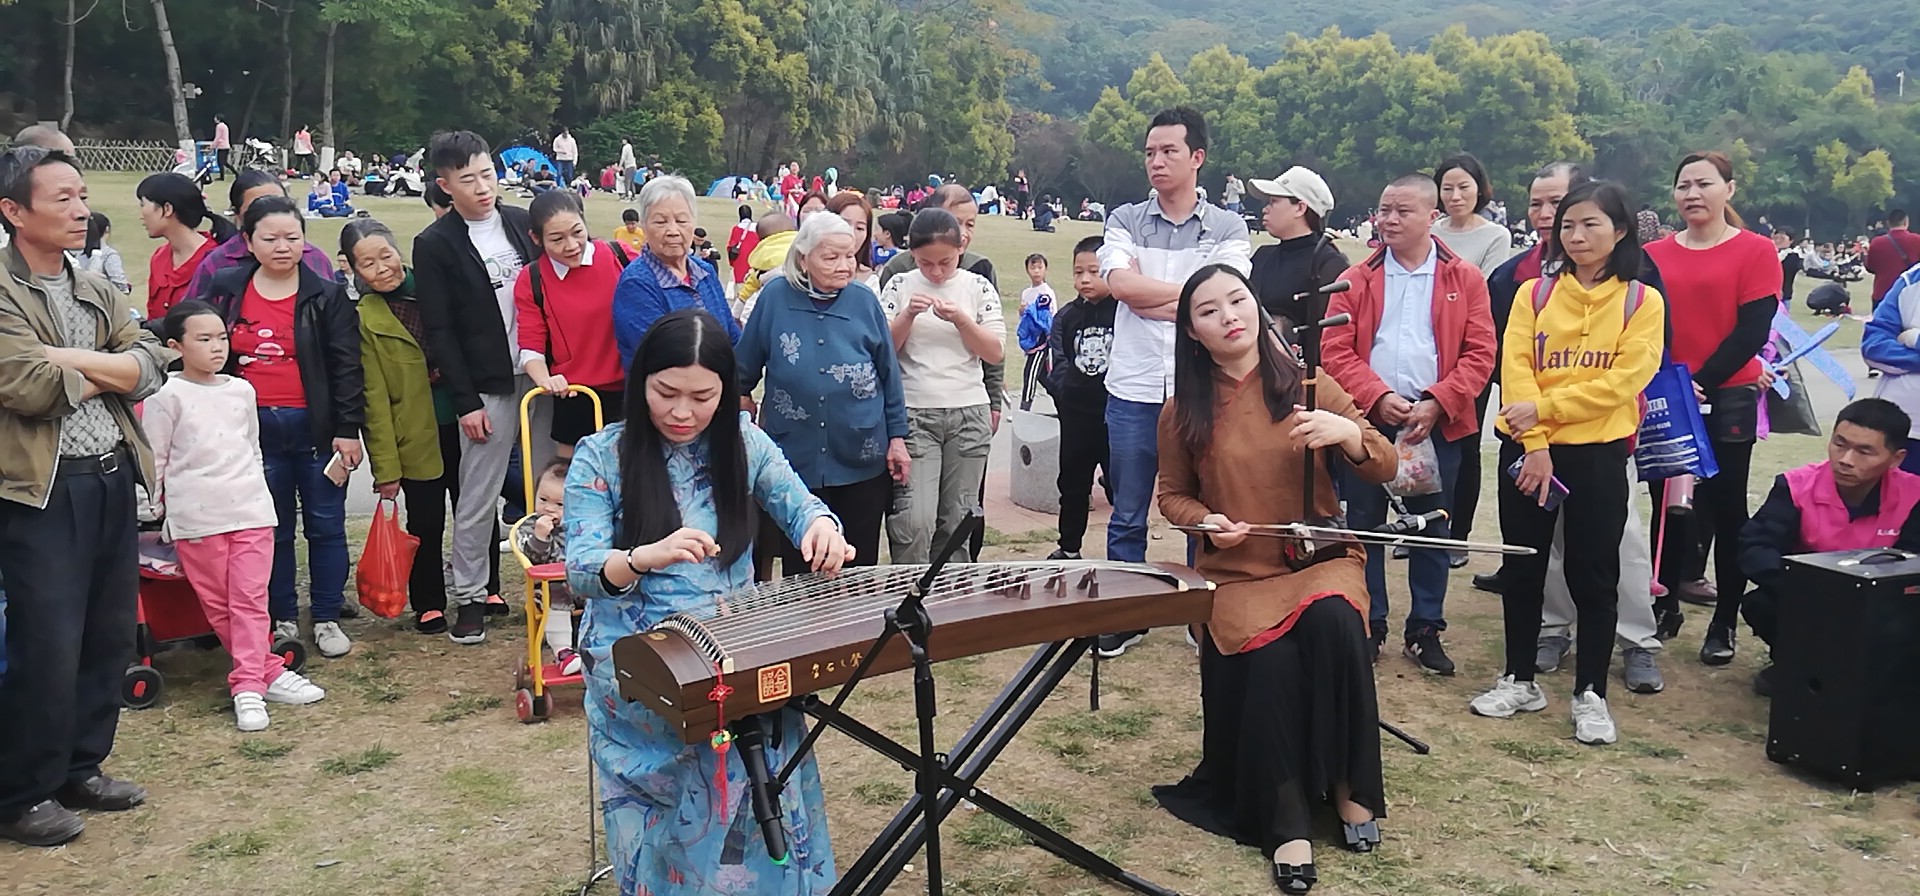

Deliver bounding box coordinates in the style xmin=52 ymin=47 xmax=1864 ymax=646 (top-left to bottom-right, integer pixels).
xmin=1739 ymin=398 xmax=1920 ymax=695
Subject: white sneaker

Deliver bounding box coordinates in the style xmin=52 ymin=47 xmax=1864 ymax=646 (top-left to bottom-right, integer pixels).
xmin=272 ymin=620 xmax=300 ymax=644
xmin=234 ymin=693 xmax=270 ymax=731
xmin=264 ymin=670 xmax=327 ymax=705
xmin=1571 ymin=689 xmax=1618 ymax=745
xmin=1469 ymin=675 xmax=1549 ymax=718
xmin=313 ymin=621 xmax=352 ymax=658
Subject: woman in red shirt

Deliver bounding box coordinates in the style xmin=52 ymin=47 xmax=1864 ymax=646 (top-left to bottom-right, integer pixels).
xmin=137 ymin=172 xmax=234 ymax=320
xmin=514 ymin=190 xmax=627 ymax=455
xmin=1643 ymin=151 xmax=1780 ymax=667
xmin=201 ymin=196 xmax=366 ymax=660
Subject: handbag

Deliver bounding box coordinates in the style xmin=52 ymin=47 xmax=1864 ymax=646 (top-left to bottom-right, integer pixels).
xmin=1705 ymin=383 xmax=1761 ymax=444
xmin=1764 ymin=334 xmax=1822 ymax=437
xmin=1635 ymin=361 xmax=1720 ymax=481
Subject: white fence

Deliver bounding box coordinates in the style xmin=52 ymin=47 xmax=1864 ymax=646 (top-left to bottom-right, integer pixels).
xmin=73 ymin=140 xmax=179 ymax=172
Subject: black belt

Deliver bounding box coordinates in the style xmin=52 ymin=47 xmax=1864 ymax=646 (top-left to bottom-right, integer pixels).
xmin=58 ymin=446 xmax=130 ymax=476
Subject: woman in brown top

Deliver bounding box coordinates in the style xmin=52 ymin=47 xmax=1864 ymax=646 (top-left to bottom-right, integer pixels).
xmin=1153 ymin=265 xmax=1396 ymax=895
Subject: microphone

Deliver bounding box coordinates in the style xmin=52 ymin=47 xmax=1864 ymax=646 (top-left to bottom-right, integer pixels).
xmin=733 ymin=718 xmax=790 ymax=864
xmin=1294 ymin=312 xmax=1351 ymax=336
xmin=1376 ymin=508 xmax=1448 ymax=535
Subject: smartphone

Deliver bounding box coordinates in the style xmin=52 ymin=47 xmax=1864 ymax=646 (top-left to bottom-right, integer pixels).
xmin=1505 ymin=457 xmax=1569 ymax=511
xmin=323 ymin=452 xmax=351 ymax=487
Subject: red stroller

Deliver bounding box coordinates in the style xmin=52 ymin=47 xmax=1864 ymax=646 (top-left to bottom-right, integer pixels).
xmin=126 ymin=530 xmax=306 ymax=709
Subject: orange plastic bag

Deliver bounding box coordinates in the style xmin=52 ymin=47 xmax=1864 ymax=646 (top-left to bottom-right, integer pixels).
xmin=355 ymin=498 xmax=418 ymax=619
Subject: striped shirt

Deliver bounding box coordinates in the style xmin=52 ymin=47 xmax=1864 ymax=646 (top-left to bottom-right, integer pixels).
xmin=1097 ymin=195 xmax=1251 ymax=401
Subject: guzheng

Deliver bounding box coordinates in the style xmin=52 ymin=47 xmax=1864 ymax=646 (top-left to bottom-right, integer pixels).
xmin=612 ymin=561 xmax=1213 ymax=743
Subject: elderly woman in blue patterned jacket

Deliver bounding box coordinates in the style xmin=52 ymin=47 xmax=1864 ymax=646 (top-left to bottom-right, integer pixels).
xmin=737 ymin=212 xmax=911 ymax=574
xmin=566 ymin=308 xmax=852 ymax=895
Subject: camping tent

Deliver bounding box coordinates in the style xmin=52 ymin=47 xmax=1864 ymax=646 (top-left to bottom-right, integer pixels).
xmin=707 ymin=175 xmax=752 ymax=198
xmin=498 ymin=146 xmax=558 ymax=177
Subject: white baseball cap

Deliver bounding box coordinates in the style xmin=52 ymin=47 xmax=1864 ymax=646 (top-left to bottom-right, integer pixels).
xmin=1248 ymin=166 xmax=1335 ymax=217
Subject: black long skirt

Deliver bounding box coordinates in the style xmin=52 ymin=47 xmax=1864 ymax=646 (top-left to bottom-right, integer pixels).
xmin=1153 ymin=597 xmax=1387 ymax=853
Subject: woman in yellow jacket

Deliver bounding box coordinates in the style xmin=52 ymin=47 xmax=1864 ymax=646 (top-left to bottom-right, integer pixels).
xmin=341 ymin=220 xmax=448 ymax=632
xmin=1469 ymin=181 xmax=1666 ymax=746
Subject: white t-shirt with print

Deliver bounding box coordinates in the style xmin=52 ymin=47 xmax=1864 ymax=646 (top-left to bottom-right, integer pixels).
xmin=466 ymin=211 xmax=524 ymax=362
xmin=878 ymin=268 xmax=1006 ymax=409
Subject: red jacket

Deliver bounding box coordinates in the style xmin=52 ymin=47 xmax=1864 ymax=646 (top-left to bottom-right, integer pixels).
xmin=1323 ymin=241 xmax=1497 ymax=443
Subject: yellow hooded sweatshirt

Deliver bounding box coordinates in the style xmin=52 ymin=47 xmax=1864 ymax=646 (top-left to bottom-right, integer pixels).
xmin=1496 ymin=273 xmax=1667 ymax=453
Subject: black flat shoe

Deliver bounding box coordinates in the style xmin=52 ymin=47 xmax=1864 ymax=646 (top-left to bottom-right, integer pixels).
xmin=1341 ymin=819 xmax=1381 ymax=853
xmin=1699 ymin=624 xmax=1736 ymax=666
xmin=55 ymin=774 xmax=147 ymax=812
xmin=1271 ymin=862 xmax=1317 ymax=894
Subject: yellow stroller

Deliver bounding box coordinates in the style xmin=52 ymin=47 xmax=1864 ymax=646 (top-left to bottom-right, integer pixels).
xmin=507 ymin=384 xmax=604 ymax=723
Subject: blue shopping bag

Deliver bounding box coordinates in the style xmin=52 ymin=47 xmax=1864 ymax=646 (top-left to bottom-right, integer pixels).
xmin=1635 ymin=362 xmax=1719 ymax=481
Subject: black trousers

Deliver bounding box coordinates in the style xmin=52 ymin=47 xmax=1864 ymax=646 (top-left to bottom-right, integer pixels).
xmin=1451 ymin=386 xmax=1492 ymax=546
xmin=215 ymin=148 xmax=231 ymax=179
xmin=1648 ymin=436 xmax=1753 ymax=630
xmin=1741 ymin=587 xmax=1779 ymax=648
xmin=756 ymin=473 xmax=892 ymax=576
xmin=1497 ymin=438 xmax=1629 ymax=697
xmin=1056 ymin=409 xmax=1110 ymax=554
xmin=400 ymin=422 xmax=501 ymax=618
xmin=0 ymin=455 xmax=139 ymax=818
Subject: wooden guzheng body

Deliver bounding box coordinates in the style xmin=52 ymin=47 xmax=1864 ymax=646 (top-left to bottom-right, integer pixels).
xmin=612 ymin=561 xmax=1214 ymax=742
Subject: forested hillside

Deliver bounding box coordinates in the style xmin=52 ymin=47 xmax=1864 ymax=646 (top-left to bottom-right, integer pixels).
xmin=1009 ymin=0 xmax=1917 ymax=114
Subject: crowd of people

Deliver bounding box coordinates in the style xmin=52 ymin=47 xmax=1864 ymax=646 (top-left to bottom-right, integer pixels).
xmin=2 ymin=102 xmax=1918 ymax=896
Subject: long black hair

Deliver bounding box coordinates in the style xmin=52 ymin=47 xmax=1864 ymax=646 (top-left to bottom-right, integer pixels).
xmin=1541 ymin=180 xmax=1642 ymax=283
xmin=83 ymin=212 xmax=109 ymax=254
xmin=136 ymin=172 xmax=237 ymax=242
xmin=1170 ymin=264 xmax=1302 ymax=453
xmin=617 ymin=309 xmax=753 ymax=564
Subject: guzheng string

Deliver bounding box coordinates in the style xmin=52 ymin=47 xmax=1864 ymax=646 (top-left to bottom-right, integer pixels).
xmin=683 ymin=562 xmax=1168 ymax=652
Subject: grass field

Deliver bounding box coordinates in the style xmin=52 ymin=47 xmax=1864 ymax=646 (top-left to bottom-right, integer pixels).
xmin=7 ymin=172 xmax=1918 ymax=895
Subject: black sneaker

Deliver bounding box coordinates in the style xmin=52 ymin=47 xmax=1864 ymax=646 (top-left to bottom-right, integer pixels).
xmin=1095 ymin=630 xmax=1146 ymax=658
xmin=1470 ymin=571 xmax=1504 ymax=594
xmin=449 ymin=603 xmax=488 ymax=645
xmin=0 ymin=799 xmax=84 ymax=847
xmin=1699 ymin=623 xmax=1736 ymax=666
xmin=1047 ymin=548 xmax=1082 ymax=560
xmin=1404 ymin=630 xmax=1456 ymax=676
xmin=55 ymin=774 xmax=146 ymax=812
xmin=336 ymin=601 xmax=361 ymax=620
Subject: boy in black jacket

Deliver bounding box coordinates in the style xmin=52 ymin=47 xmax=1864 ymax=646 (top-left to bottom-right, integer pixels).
xmin=1045 ymin=235 xmax=1116 ymax=560
xmin=410 ymin=130 xmax=537 ymax=645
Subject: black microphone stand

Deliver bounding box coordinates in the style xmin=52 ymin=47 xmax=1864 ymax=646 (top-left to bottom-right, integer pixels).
xmin=1279 ymin=287 xmax=1432 ymax=756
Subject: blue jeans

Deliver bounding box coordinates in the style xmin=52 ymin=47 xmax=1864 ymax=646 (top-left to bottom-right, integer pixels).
xmin=1342 ymin=425 xmax=1462 ymax=637
xmin=259 ymin=407 xmax=348 ymax=623
xmin=1104 ymin=396 xmax=1163 ymax=563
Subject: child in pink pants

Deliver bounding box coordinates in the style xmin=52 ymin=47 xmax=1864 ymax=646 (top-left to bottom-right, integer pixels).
xmin=147 ymin=301 xmax=327 ymax=731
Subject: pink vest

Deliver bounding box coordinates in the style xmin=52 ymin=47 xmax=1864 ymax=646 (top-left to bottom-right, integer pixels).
xmin=1784 ymin=462 xmax=1920 ymax=553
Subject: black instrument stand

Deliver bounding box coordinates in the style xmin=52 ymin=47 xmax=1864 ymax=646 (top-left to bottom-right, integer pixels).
xmin=771 ymin=511 xmax=1184 ymax=896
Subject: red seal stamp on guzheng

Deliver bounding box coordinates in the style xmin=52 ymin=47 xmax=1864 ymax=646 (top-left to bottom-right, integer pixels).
xmin=757 ymin=663 xmax=792 ymax=703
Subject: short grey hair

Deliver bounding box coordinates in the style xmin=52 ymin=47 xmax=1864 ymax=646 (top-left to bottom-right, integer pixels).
xmin=636 ymin=174 xmax=697 ymax=223
xmin=782 ymin=212 xmax=857 ymax=283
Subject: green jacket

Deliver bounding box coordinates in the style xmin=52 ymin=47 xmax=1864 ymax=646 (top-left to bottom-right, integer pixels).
xmin=358 ymin=278 xmax=442 ymax=485
xmin=0 ymin=245 xmax=174 ymax=508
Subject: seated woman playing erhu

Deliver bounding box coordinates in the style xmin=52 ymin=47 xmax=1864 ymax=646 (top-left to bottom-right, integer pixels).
xmin=1152 ymin=264 xmax=1392 ymax=895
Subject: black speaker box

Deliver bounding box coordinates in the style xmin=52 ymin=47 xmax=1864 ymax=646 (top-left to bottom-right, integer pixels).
xmin=1769 ymin=549 xmax=1920 ymax=788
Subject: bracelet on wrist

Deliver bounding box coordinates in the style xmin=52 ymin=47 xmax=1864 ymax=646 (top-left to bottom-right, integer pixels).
xmin=624 ymin=547 xmax=644 ymax=576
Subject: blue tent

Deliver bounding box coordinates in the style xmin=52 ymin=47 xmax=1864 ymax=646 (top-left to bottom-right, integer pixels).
xmin=707 ymin=175 xmax=751 ymax=197
xmin=498 ymin=146 xmax=558 ymax=176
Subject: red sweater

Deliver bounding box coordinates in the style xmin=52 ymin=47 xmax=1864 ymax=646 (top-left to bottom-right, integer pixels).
xmin=512 ymin=240 xmax=626 ymax=389
xmin=1868 ymin=229 xmax=1920 ymax=304
xmin=147 ymin=236 xmax=218 ymax=320
xmin=1323 ymin=241 xmax=1498 ymax=443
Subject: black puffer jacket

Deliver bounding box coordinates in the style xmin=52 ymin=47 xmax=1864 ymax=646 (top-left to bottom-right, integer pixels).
xmin=203 ymin=261 xmax=365 ymax=453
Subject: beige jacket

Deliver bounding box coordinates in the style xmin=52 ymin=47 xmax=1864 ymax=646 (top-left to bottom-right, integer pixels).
xmin=0 ymin=245 xmax=174 ymax=509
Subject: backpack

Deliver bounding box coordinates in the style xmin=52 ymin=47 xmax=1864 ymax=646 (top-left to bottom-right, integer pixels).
xmin=1530 ymin=274 xmax=1648 ymax=325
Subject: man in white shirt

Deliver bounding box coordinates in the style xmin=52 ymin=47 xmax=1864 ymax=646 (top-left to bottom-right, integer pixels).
xmin=551 ymin=127 xmax=578 ymax=187
xmin=1094 ymin=106 xmax=1252 ymax=658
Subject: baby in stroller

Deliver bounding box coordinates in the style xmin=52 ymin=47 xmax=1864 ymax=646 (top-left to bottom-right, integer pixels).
xmin=515 ymin=459 xmax=581 ymax=675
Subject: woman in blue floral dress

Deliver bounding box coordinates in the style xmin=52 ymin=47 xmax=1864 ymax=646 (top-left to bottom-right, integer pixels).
xmin=565 ymin=308 xmax=854 ymax=895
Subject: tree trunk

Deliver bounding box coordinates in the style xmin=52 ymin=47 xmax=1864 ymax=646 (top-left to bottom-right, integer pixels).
xmin=150 ymin=0 xmax=193 ymax=144
xmin=238 ymin=75 xmax=263 ymax=154
xmin=280 ymin=3 xmax=294 ymax=140
xmin=60 ymin=0 xmax=76 ymax=130
xmin=320 ymin=22 xmax=336 ymax=171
